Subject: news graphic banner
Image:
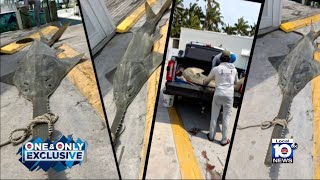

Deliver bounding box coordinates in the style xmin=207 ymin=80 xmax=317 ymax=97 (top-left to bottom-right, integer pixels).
xmin=17 ymin=135 xmax=88 ymax=172
xmin=272 ymin=139 xmax=298 ymax=164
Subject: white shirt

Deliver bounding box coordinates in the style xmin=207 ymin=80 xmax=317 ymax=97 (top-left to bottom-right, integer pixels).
xmin=204 ymin=62 xmax=239 ymax=97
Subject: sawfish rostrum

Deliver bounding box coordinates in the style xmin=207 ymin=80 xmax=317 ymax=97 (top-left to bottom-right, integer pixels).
xmin=264 ymin=23 xmax=320 ymax=166
xmin=106 ymin=1 xmax=172 ymax=142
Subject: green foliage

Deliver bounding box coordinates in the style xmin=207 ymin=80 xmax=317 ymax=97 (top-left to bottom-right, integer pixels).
xmin=234 ymin=17 xmax=250 ymax=36
xmin=170 ymin=0 xmax=256 ymax=38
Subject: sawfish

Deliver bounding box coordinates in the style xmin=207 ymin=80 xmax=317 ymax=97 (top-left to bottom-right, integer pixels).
xmin=106 ymin=0 xmax=172 ymax=142
xmin=1 ymin=25 xmax=83 ymax=141
xmin=182 ymin=67 xmax=244 ymax=91
xmin=264 ymin=22 xmax=320 ymax=166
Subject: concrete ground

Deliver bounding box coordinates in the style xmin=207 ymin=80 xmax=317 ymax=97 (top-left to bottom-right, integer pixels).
xmin=0 ymin=23 xmax=119 ymax=178
xmin=104 ymin=0 xmax=144 ymax=25
xmin=146 ymin=61 xmax=237 ymax=179
xmin=225 ymin=21 xmax=319 ymax=179
xmin=282 ymin=0 xmax=320 ymax=23
xmin=94 ymin=0 xmax=170 ymax=178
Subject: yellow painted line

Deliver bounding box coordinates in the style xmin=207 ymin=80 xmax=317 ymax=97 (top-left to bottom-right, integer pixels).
xmin=280 ymin=14 xmax=320 ymax=33
xmin=138 ymin=21 xmax=169 ymax=179
xmin=0 ymin=26 xmax=58 ymax=54
xmin=116 ymin=0 xmax=157 ymax=33
xmin=313 ymin=45 xmax=320 ymax=179
xmin=57 ymin=44 xmax=106 ymax=126
xmin=169 ymin=107 xmax=204 ymax=179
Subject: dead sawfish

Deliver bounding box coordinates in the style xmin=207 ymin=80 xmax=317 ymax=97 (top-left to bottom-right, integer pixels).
xmin=1 ymin=25 xmax=83 ymax=142
xmin=105 ymin=0 xmax=172 ymax=143
xmin=182 ymin=67 xmax=244 ymax=91
xmin=263 ymin=22 xmax=320 ymax=166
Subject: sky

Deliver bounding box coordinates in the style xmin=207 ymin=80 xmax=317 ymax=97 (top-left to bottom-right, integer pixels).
xmin=182 ymin=0 xmax=261 ymax=26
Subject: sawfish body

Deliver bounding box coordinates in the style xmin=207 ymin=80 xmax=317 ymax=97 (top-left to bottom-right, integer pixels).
xmin=182 ymin=67 xmax=216 ymax=87
xmin=264 ymin=23 xmax=320 ymax=166
xmin=107 ymin=0 xmax=172 ymax=141
xmin=182 ymin=67 xmax=244 ymax=91
xmin=1 ymin=40 xmax=83 ymax=139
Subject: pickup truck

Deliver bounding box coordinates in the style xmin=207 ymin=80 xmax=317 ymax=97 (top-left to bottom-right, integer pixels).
xmin=165 ymin=42 xmax=245 ymax=108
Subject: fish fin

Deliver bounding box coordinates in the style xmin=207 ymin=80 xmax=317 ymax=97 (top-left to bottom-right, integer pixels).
xmin=308 ymin=20 xmax=320 ymax=40
xmin=0 ymin=72 xmax=15 ymax=85
xmin=39 ymin=29 xmax=49 ymax=44
xmin=144 ymin=52 xmax=163 ymax=76
xmin=268 ymin=55 xmax=286 ymax=72
xmin=105 ymin=66 xmax=118 ymax=85
xmin=60 ymin=53 xmax=84 ymax=73
xmin=145 ymin=2 xmax=156 ymax=22
xmin=55 ymin=48 xmax=65 ymax=56
xmin=152 ymin=30 xmax=163 ymax=42
xmin=47 ymin=22 xmax=71 ymax=46
xmin=158 ymin=19 xmax=168 ymax=27
xmin=287 ymin=43 xmax=296 ymax=51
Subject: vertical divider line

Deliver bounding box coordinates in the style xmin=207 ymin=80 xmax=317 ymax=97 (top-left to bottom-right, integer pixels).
xmin=76 ymin=0 xmax=122 ymax=179
xmin=222 ymin=0 xmax=265 ymax=179
xmin=142 ymin=0 xmax=176 ymax=178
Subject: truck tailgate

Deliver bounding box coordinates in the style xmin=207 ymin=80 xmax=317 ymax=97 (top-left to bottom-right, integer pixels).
xmin=165 ymin=81 xmax=242 ymax=106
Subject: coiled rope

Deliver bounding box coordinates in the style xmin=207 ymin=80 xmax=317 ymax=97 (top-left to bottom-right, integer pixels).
xmin=0 ymin=113 xmax=58 ymax=147
xmin=237 ymin=117 xmax=292 ymax=130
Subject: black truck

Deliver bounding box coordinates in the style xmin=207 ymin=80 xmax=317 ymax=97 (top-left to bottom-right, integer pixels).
xmin=164 ymin=42 xmax=245 ymax=108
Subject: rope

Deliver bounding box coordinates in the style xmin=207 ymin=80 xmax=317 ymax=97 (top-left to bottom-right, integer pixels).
xmin=0 ymin=113 xmax=58 ymax=147
xmin=237 ymin=117 xmax=292 ymax=130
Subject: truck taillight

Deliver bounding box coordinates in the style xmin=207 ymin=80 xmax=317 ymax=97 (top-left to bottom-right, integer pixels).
xmin=166 ymin=59 xmax=175 ymax=81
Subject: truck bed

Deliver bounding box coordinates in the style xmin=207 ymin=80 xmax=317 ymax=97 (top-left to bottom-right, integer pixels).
xmin=166 ymin=81 xmax=242 ymax=107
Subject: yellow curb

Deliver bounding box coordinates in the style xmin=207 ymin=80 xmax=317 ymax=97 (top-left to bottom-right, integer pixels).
xmin=280 ymin=14 xmax=320 ymax=33
xmin=116 ymin=0 xmax=157 ymax=33
xmin=0 ymin=26 xmax=58 ymax=54
xmin=57 ymin=44 xmax=106 ymax=126
xmin=313 ymin=45 xmax=320 ymax=179
xmin=138 ymin=21 xmax=169 ymax=179
xmin=169 ymin=107 xmax=204 ymax=179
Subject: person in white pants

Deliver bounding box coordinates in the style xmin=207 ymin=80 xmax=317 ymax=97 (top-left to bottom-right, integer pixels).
xmin=203 ymin=50 xmax=238 ymax=146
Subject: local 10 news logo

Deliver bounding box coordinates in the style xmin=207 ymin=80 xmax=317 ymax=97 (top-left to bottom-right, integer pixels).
xmin=272 ymin=139 xmax=298 ymax=164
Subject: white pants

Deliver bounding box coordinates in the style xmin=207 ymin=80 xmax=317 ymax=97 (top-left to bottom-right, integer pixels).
xmin=209 ymin=95 xmax=233 ymax=144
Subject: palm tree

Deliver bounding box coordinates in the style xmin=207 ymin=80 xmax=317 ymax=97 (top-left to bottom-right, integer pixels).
xmin=234 ymin=17 xmax=250 ymax=36
xmin=249 ymin=23 xmax=257 ymax=36
xmin=222 ymin=24 xmax=236 ymax=35
xmin=170 ymin=0 xmax=185 ymax=38
xmin=203 ymin=0 xmax=223 ymax=31
xmin=183 ymin=3 xmax=205 ymax=30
